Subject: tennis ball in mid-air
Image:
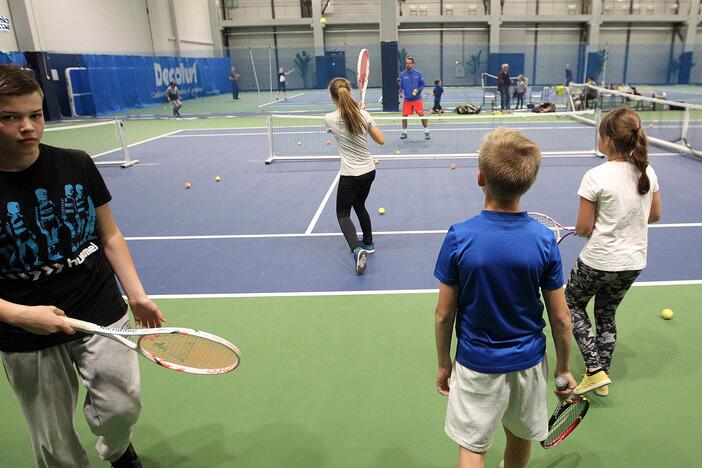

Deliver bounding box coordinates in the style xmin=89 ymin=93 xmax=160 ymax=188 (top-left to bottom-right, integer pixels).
xmin=320 ymin=17 xmax=327 ymax=24
xmin=378 ymin=207 xmax=385 ymax=215
xmin=215 ymin=176 xmax=221 ymax=182
xmin=661 ymin=308 xmax=674 ymax=320
xmin=184 ymin=182 xmax=191 ymax=189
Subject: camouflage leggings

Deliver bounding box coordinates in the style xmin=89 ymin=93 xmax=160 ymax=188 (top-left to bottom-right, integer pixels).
xmin=565 ymin=258 xmax=641 ymax=372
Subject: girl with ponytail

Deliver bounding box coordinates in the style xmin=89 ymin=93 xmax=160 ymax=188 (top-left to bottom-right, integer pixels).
xmin=324 ymin=78 xmax=385 ymax=274
xmin=565 ymin=108 xmax=662 ymax=397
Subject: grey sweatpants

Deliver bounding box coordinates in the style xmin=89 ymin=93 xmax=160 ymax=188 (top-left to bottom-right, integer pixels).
xmin=2 ymin=313 xmax=141 ymax=468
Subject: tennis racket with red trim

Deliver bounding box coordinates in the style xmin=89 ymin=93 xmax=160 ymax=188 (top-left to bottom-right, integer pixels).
xmin=62 ymin=317 xmax=240 ymax=375
xmin=357 ymin=49 xmax=370 ymax=109
xmin=541 ymin=376 xmax=589 ymax=449
xmin=528 ymin=212 xmax=576 ymax=244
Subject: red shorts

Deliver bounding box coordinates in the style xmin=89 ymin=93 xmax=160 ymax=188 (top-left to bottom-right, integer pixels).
xmin=402 ymin=99 xmax=425 ymax=116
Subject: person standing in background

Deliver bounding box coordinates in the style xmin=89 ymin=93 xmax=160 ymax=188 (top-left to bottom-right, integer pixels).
xmin=229 ymin=66 xmax=240 ymax=100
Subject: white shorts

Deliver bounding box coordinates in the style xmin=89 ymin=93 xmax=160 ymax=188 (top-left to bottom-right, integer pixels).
xmin=444 ymin=359 xmax=548 ymax=453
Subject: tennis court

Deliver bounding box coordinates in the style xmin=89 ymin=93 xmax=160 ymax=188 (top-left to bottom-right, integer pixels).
xmin=2 ymin=106 xmax=701 ymax=467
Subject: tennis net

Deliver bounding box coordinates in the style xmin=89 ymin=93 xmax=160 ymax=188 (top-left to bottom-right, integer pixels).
xmin=43 ymin=120 xmax=137 ymax=167
xmin=265 ymin=110 xmax=598 ymax=164
xmin=568 ymin=83 xmax=702 ymax=158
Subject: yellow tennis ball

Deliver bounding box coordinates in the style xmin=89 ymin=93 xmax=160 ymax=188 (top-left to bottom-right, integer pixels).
xmin=184 ymin=182 xmax=191 ymax=189
xmin=378 ymin=207 xmax=385 ymax=215
xmin=320 ymin=17 xmax=327 ymax=24
xmin=215 ymin=176 xmax=221 ymax=182
xmin=297 ymin=141 xmax=302 ymax=146
xmin=395 ymin=150 xmax=400 ymax=155
xmin=374 ymin=159 xmax=379 ymax=164
xmin=661 ymin=308 xmax=673 ymax=320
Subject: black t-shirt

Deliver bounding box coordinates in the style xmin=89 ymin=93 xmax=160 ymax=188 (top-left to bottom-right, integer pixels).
xmin=0 ymin=145 xmax=126 ymax=351
xmin=433 ymin=85 xmax=444 ymax=102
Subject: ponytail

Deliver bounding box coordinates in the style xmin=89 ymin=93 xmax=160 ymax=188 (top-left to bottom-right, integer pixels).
xmin=328 ymin=78 xmax=365 ymax=136
xmin=599 ymin=108 xmax=651 ymax=195
xmin=631 ymin=128 xmax=650 ymax=195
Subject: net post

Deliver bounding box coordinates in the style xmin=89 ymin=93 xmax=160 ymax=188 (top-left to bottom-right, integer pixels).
xmin=115 ymin=120 xmax=138 ymax=168
xmin=594 ymin=108 xmax=604 ymax=158
xmin=264 ymin=114 xmax=274 ymax=164
xmin=682 ymin=107 xmax=690 ymax=146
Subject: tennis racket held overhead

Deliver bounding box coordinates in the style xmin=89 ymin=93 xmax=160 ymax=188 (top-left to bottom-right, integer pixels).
xmin=541 ymin=377 xmax=589 ymax=449
xmin=528 ymin=212 xmax=576 ymax=244
xmin=357 ymin=49 xmax=370 ymax=109
xmin=62 ymin=317 xmax=240 ymax=375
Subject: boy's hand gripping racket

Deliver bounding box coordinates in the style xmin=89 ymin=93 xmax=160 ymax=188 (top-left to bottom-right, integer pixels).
xmin=357 ymin=49 xmax=370 ymax=109
xmin=528 ymin=212 xmax=575 ymax=244
xmin=541 ymin=376 xmax=589 ymax=449
xmin=62 ymin=317 xmax=240 ymax=375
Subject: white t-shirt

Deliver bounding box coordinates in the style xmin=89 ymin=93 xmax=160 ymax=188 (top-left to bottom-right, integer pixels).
xmin=323 ymin=109 xmax=376 ymax=177
xmin=577 ymin=162 xmax=659 ymax=271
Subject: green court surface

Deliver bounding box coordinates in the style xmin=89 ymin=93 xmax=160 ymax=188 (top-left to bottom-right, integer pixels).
xmin=1 ymin=285 xmax=700 ymax=467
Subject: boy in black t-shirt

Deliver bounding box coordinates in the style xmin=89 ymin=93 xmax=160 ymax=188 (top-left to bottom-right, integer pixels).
xmin=0 ymin=64 xmax=163 ymax=467
xmin=430 ymin=79 xmax=444 ymax=114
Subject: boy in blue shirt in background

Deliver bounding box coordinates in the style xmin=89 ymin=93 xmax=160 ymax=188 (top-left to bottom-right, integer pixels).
xmin=434 ymin=128 xmax=576 ymax=468
xmin=430 ymin=79 xmax=444 ymax=115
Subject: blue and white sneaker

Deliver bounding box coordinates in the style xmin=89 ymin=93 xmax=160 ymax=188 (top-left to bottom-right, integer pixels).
xmin=359 ymin=242 xmax=375 ymax=254
xmin=353 ymin=247 xmax=367 ymax=275
xmin=400 ymin=132 xmax=408 ymax=140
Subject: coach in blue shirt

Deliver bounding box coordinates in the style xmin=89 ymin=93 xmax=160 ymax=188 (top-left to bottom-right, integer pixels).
xmin=399 ymin=56 xmax=430 ymax=140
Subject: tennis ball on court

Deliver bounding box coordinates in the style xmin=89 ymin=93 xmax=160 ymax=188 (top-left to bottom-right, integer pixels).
xmin=395 ymin=149 xmax=400 ymax=155
xmin=297 ymin=141 xmax=302 ymax=146
xmin=450 ymin=163 xmax=457 ymax=170
xmin=661 ymin=308 xmax=674 ymax=320
xmin=686 ymin=143 xmax=692 ymax=148
xmin=378 ymin=207 xmax=385 ymax=215
xmin=320 ymin=17 xmax=327 ymax=24
xmin=325 ymin=140 xmax=331 ymax=145
xmin=374 ymin=159 xmax=379 ymax=164
xmin=184 ymin=182 xmax=191 ymax=189
xmin=215 ymin=176 xmax=221 ymax=182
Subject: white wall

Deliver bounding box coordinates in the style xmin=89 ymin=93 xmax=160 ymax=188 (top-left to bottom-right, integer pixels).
xmin=0 ymin=0 xmax=18 ymax=51
xmin=31 ymin=0 xmax=154 ymax=54
xmin=175 ymin=0 xmax=216 ymax=57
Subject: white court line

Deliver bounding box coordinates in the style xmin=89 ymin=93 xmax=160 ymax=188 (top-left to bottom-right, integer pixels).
xmin=258 ymin=93 xmax=305 ymax=108
xmin=305 ymin=172 xmax=341 ymax=234
xmin=126 ymin=129 xmax=182 ymax=148
xmin=124 ymin=224 xmax=702 ymax=242
xmin=165 ymin=132 xmax=268 ymax=137
xmin=146 ymin=280 xmax=702 ymax=300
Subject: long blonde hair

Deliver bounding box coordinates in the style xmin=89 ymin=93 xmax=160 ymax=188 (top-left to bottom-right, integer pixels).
xmin=328 ymin=78 xmax=365 ymax=136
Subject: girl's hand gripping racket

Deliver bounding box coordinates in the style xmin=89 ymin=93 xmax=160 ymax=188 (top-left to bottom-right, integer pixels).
xmin=528 ymin=212 xmax=576 ymax=244
xmin=541 ymin=376 xmax=589 ymax=449
xmin=62 ymin=317 xmax=240 ymax=375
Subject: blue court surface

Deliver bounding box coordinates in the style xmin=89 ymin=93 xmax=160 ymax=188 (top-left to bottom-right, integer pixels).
xmin=101 ymin=125 xmax=702 ymax=297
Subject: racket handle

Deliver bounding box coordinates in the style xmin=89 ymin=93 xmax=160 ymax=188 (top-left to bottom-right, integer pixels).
xmin=61 ymin=316 xmax=98 ymax=333
xmin=555 ymin=376 xmax=568 ymax=391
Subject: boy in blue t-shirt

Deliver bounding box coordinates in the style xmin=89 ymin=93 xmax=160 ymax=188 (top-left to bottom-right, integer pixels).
xmin=433 ymin=128 xmax=576 ymax=468
xmin=430 ymin=79 xmax=444 ymax=114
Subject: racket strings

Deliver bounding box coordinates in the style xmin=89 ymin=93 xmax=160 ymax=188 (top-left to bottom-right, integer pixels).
xmin=543 ymin=400 xmax=587 ymax=445
xmin=138 ymin=334 xmax=238 ymax=371
xmin=529 ymin=213 xmax=564 ymax=242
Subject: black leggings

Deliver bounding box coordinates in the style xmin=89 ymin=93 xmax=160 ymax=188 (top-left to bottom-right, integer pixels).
xmin=336 ymin=170 xmax=376 ymax=252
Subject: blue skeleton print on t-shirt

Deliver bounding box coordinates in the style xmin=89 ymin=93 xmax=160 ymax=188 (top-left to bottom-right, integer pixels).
xmin=4 ymin=201 xmax=41 ymax=271
xmin=1 ymin=186 xmax=98 ymax=274
xmin=34 ymin=188 xmax=62 ymax=261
